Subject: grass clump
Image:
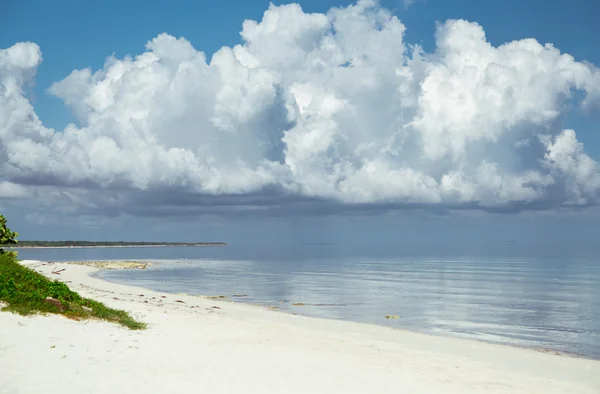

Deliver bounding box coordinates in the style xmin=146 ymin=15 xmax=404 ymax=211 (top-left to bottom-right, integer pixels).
xmin=0 ymin=254 xmax=146 ymax=330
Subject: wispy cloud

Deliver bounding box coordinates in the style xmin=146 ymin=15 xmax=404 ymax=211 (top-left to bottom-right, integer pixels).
xmin=402 ymin=0 xmax=415 ymax=9
xmin=400 ymin=0 xmax=424 ymax=10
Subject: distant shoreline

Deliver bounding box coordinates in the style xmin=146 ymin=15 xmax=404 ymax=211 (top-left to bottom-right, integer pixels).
xmin=6 ymin=243 xmax=227 ymax=249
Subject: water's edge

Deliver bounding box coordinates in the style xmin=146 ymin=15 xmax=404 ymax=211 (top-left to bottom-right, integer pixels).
xmin=90 ymin=265 xmax=598 ymax=361
xmin=17 ymin=244 xmax=600 ymax=360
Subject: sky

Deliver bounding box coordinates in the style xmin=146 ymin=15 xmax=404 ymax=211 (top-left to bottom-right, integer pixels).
xmin=1 ymin=0 xmax=599 ymax=244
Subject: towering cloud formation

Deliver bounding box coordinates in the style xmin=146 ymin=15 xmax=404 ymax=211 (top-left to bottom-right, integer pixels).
xmin=1 ymin=0 xmax=599 ymax=215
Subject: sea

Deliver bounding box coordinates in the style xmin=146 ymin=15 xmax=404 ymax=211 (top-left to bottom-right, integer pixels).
xmin=16 ymin=241 xmax=600 ymax=359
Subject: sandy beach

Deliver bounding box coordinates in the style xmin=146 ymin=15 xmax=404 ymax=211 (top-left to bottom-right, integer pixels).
xmin=1 ymin=261 xmax=598 ymax=394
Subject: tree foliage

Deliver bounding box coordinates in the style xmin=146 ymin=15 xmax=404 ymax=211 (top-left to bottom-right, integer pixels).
xmin=0 ymin=215 xmax=18 ymax=256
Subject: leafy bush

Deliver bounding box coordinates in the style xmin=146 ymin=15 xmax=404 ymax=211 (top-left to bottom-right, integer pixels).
xmin=0 ymin=215 xmax=145 ymax=330
xmin=0 ymin=214 xmax=18 ymax=257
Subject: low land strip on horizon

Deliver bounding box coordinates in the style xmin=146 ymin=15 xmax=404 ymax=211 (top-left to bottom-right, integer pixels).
xmin=4 ymin=241 xmax=227 ymax=248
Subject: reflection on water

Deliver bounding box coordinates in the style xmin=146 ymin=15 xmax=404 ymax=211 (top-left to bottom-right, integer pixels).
xmin=17 ymin=242 xmax=600 ymax=359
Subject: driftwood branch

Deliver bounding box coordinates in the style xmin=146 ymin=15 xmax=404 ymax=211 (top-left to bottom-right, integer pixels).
xmin=51 ymin=268 xmax=65 ymax=275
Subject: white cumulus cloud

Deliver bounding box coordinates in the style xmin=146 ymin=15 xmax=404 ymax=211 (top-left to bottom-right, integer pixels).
xmin=1 ymin=0 xmax=600 ymax=216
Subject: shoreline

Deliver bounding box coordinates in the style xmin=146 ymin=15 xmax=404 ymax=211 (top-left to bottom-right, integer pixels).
xmin=88 ymin=259 xmax=596 ymax=361
xmin=90 ymin=261 xmax=593 ymax=361
xmin=1 ymin=260 xmax=599 ymax=393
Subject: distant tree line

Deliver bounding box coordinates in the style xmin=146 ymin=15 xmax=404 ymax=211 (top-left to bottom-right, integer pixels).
xmin=3 ymin=240 xmax=227 ymax=247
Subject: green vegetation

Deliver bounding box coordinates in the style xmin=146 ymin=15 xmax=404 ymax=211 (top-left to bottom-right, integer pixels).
xmin=7 ymin=240 xmax=227 ymax=248
xmin=0 ymin=254 xmax=146 ymax=329
xmin=0 ymin=216 xmax=146 ymax=330
xmin=0 ymin=214 xmax=18 ymax=257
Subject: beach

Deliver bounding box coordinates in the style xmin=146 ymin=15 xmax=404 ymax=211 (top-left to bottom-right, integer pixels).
xmin=1 ymin=260 xmax=598 ymax=394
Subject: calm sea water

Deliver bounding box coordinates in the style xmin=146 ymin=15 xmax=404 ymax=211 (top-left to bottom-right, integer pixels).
xmin=17 ymin=242 xmax=600 ymax=359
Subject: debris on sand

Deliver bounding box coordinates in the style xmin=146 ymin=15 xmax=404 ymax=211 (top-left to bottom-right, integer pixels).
xmin=67 ymin=261 xmax=151 ymax=270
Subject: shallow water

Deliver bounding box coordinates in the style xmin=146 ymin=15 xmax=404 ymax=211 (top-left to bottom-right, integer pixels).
xmin=17 ymin=242 xmax=600 ymax=359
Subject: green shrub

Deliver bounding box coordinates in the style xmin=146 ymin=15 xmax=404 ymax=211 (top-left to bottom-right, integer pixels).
xmin=0 ymin=214 xmax=18 ymax=257
xmin=0 ymin=247 xmax=145 ymax=330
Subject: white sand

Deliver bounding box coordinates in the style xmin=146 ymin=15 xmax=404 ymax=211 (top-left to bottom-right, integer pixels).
xmin=1 ymin=261 xmax=598 ymax=394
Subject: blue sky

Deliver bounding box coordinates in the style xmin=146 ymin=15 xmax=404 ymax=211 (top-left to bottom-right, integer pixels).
xmin=1 ymin=0 xmax=600 ymax=242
